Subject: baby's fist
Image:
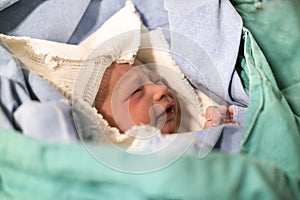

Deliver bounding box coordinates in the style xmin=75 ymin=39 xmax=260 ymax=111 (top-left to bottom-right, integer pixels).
xmin=204 ymin=105 xmax=235 ymax=129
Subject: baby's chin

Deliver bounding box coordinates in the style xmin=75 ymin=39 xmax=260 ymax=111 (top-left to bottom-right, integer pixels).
xmin=160 ymin=120 xmax=178 ymax=134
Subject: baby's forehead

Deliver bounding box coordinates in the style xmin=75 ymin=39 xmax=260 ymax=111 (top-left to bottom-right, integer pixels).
xmin=108 ymin=62 xmax=157 ymax=82
xmin=108 ymin=63 xmax=134 ymax=86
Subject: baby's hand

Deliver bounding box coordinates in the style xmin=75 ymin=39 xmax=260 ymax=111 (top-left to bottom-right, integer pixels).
xmin=204 ymin=105 xmax=235 ymax=129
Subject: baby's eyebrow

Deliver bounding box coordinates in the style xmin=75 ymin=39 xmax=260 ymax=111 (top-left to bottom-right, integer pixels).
xmin=115 ymin=67 xmax=160 ymax=91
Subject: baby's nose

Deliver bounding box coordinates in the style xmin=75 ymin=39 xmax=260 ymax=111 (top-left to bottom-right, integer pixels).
xmin=151 ymin=84 xmax=168 ymax=101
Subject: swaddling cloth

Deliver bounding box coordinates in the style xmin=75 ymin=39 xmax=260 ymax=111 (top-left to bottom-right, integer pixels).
xmin=0 ymin=1 xmax=216 ymax=152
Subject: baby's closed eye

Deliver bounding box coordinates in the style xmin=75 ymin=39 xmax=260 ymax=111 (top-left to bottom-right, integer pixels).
xmin=132 ymin=86 xmax=144 ymax=96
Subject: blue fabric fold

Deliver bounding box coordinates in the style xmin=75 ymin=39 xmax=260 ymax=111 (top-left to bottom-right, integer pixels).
xmin=68 ymin=0 xmax=170 ymax=44
xmin=165 ymin=0 xmax=249 ymax=106
xmin=0 ymin=0 xmax=90 ymax=42
xmin=0 ymin=40 xmax=78 ymax=142
xmin=0 ymin=0 xmax=18 ymax=12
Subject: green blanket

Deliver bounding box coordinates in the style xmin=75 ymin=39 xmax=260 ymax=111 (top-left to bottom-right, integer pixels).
xmin=0 ymin=0 xmax=299 ymax=199
xmin=232 ymin=0 xmax=300 ymax=175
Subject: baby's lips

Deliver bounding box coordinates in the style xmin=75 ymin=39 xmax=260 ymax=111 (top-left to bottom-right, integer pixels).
xmin=164 ymin=102 xmax=173 ymax=111
xmin=154 ymin=101 xmax=173 ymax=121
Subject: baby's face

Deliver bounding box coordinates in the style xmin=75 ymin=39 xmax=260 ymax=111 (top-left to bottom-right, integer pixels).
xmin=95 ymin=61 xmax=181 ymax=134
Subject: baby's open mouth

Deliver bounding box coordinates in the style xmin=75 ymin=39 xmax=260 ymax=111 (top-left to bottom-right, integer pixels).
xmin=156 ymin=102 xmax=175 ymax=121
xmin=165 ymin=103 xmax=175 ymax=117
xmin=165 ymin=103 xmax=175 ymax=120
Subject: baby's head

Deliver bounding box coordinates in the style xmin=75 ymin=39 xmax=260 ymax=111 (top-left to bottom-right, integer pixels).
xmin=95 ymin=60 xmax=181 ymax=134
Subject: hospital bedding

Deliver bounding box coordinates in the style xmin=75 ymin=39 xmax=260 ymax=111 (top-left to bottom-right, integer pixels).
xmin=0 ymin=0 xmax=299 ymax=199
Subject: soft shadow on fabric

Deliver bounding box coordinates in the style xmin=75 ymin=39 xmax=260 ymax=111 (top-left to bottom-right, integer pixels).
xmin=0 ymin=0 xmax=45 ymax=33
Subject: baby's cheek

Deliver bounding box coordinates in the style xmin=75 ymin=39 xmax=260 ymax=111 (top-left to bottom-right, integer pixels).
xmin=128 ymin=99 xmax=150 ymax=124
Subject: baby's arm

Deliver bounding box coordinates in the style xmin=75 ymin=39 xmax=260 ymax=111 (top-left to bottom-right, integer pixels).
xmin=204 ymin=105 xmax=235 ymax=129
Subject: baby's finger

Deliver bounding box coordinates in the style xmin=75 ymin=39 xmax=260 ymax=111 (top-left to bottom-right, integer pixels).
xmin=206 ymin=106 xmax=217 ymax=121
xmin=211 ymin=113 xmax=223 ymax=126
xmin=204 ymin=119 xmax=221 ymax=129
xmin=225 ymin=105 xmax=235 ymax=123
xmin=204 ymin=120 xmax=213 ymax=129
xmin=217 ymin=105 xmax=227 ymax=116
xmin=228 ymin=105 xmax=234 ymax=114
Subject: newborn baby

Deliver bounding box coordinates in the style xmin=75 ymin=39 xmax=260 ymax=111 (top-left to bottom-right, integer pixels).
xmin=95 ymin=60 xmax=234 ymax=134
